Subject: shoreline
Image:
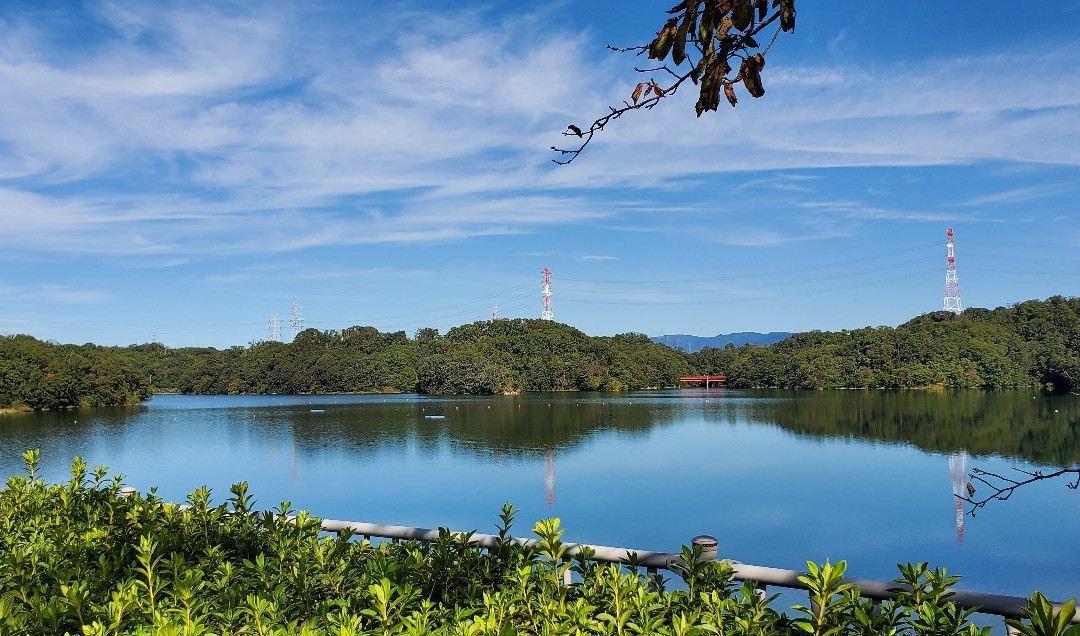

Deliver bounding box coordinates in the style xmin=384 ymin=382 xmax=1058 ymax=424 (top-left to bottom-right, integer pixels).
xmin=4 ymin=385 xmax=1061 ymax=416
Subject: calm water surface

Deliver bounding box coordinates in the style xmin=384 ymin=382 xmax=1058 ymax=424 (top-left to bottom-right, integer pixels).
xmin=2 ymin=389 xmax=1078 ymax=606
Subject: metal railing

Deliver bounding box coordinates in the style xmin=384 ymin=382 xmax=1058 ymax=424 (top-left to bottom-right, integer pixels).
xmin=119 ymin=487 xmax=1076 ymax=633
xmin=318 ymin=516 xmax=1077 ymax=633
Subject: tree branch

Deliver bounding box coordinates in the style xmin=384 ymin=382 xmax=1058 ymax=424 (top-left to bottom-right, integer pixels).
xmin=552 ymin=72 xmax=695 ymax=165
xmin=553 ymin=1 xmax=796 ymax=164
xmin=956 ymin=466 xmax=1080 ymax=516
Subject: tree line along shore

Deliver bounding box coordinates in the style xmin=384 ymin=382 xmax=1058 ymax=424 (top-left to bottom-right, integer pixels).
xmin=2 ymin=296 xmax=1077 ymax=412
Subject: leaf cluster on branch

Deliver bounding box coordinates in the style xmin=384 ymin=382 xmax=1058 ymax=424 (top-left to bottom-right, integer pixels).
xmin=554 ymin=0 xmax=796 ymax=164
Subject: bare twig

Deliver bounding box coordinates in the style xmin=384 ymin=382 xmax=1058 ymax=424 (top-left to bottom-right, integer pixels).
xmin=551 ymin=70 xmax=694 ymax=165
xmin=956 ymin=466 xmax=1080 ymax=516
xmin=606 ymin=44 xmax=649 ymax=54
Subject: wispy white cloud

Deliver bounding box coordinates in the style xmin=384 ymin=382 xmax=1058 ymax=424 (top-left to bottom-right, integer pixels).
xmin=549 ymin=46 xmax=1080 ymax=187
xmin=698 ymin=224 xmax=849 ymax=247
xmin=0 ymin=3 xmax=1078 ymax=262
xmin=205 ymin=263 xmax=436 ymax=285
xmin=732 ymin=174 xmax=820 ymax=193
xmin=90 ymin=2 xmax=148 ymax=39
xmin=0 ymin=280 xmax=108 ymax=304
xmin=37 ymin=285 xmax=110 ymax=304
xmin=800 ymin=199 xmax=977 ymax=223
xmin=959 ymin=183 xmax=1078 ymax=207
xmin=828 ymin=29 xmax=850 ymax=54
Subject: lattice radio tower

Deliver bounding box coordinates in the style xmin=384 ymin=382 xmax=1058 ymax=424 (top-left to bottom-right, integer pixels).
xmin=290 ymin=299 xmax=303 ymax=339
xmin=541 ymin=267 xmax=554 ymax=320
xmin=492 ymin=304 xmax=500 ymax=321
xmin=943 ymin=228 xmax=963 ymax=315
xmin=269 ymin=311 xmax=281 ymax=342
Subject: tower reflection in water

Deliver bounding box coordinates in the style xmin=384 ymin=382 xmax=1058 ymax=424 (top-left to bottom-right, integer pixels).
xmin=948 ymin=450 xmax=969 ymax=543
xmin=546 ymin=451 xmax=555 ymax=507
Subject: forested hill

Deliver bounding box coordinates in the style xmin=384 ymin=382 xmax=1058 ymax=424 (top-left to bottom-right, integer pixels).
xmin=3 ymin=296 xmax=1078 ymax=411
xmin=690 ymin=296 xmax=1080 ymax=391
xmin=116 ymin=320 xmax=691 ymax=396
xmin=2 ymin=320 xmax=692 ymax=410
xmin=0 ymin=335 xmax=152 ymax=411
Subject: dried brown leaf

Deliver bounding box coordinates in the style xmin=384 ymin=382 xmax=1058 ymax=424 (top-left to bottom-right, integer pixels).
xmin=724 ymin=83 xmax=737 ymax=107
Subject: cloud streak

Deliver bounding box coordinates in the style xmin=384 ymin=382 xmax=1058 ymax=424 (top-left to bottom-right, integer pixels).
xmin=0 ymin=280 xmax=108 ymax=304
xmin=0 ymin=3 xmax=1078 ymax=262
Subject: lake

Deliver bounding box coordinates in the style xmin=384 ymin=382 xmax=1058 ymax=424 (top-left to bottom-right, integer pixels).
xmin=1 ymin=389 xmax=1078 ymax=609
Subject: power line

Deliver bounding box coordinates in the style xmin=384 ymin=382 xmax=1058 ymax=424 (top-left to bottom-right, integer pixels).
xmin=561 ymin=244 xmax=940 ymax=285
xmin=560 ymin=268 xmax=942 ymax=306
xmin=563 ymin=261 xmax=936 ymax=295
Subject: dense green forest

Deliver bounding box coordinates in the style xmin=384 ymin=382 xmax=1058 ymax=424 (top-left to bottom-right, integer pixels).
xmin=2 ymin=320 xmax=690 ymax=410
xmin=119 ymin=319 xmax=691 ymax=396
xmin=0 ymin=335 xmax=151 ymax=412
xmin=691 ymin=296 xmax=1080 ymax=392
xmin=2 ymin=296 xmax=1078 ymax=411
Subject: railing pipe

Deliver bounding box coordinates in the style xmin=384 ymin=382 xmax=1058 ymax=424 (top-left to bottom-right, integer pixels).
xmin=317 ymin=517 xmax=1076 ymax=624
xmin=727 ymin=563 xmax=1038 ymax=619
xmin=141 ymin=494 xmax=1076 ymax=626
xmin=319 ymin=520 xmax=682 ymax=570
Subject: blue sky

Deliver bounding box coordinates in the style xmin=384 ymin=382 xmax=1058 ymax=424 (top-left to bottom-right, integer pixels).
xmin=1 ymin=1 xmax=1078 ymax=348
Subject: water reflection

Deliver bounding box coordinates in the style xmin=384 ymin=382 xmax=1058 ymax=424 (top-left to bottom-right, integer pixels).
xmin=230 ymin=396 xmax=684 ymax=462
xmin=948 ymin=451 xmax=968 ymax=543
xmin=3 ymin=390 xmax=1078 ymax=469
xmin=740 ymin=390 xmax=1080 ymax=465
xmin=545 ymin=451 xmax=555 ymax=507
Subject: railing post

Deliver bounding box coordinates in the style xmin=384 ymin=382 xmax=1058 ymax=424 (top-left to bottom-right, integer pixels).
xmin=645 ymin=565 xmax=665 ymax=591
xmin=692 ymin=535 xmax=718 ymax=562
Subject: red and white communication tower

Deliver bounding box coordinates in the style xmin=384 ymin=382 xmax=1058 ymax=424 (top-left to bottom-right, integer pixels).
xmin=541 ymin=267 xmax=554 ymax=320
xmin=943 ymin=228 xmax=963 ymax=315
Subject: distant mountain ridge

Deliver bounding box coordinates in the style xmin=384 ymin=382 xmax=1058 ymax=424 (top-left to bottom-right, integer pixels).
xmin=651 ymin=332 xmax=792 ymax=353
